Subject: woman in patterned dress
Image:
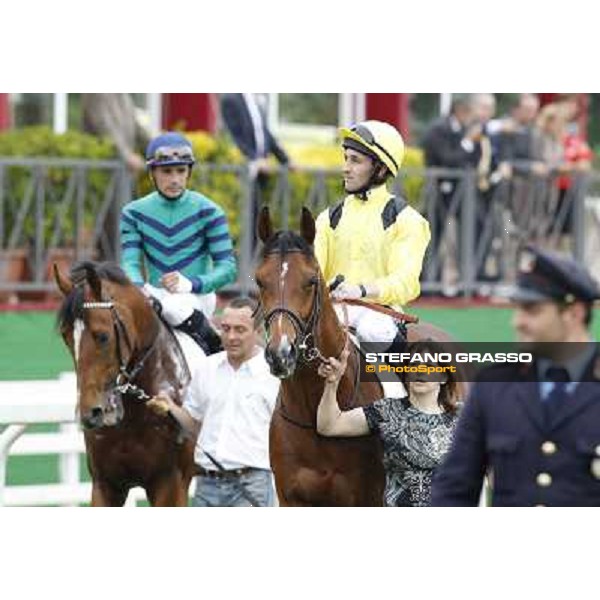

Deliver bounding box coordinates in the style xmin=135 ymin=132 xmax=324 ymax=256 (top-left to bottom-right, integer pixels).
xmin=316 ymin=343 xmax=461 ymax=506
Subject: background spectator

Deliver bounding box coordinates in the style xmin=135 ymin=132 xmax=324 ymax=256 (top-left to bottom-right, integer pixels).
xmin=552 ymin=95 xmax=593 ymax=239
xmin=498 ymin=93 xmax=546 ymax=176
xmin=422 ymin=95 xmax=482 ymax=292
xmin=82 ymin=94 xmax=152 ymax=258
xmin=81 ymin=94 xmax=150 ymax=174
xmin=470 ymin=94 xmax=512 ymax=291
xmin=220 ymin=93 xmax=293 ymax=252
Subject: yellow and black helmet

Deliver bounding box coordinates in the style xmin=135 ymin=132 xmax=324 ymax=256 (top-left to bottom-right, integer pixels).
xmin=339 ymin=120 xmax=405 ymax=177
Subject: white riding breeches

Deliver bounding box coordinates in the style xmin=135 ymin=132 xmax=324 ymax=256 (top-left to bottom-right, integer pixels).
xmin=143 ymin=284 xmax=216 ymax=326
xmin=143 ymin=284 xmax=215 ymax=369
xmin=333 ymin=303 xmax=398 ymax=346
xmin=334 ymin=303 xmax=406 ymax=399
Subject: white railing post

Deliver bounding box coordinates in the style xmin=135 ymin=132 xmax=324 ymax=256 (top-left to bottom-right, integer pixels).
xmin=0 ymin=424 xmax=27 ymax=507
xmin=53 ymin=93 xmax=68 ymax=134
xmin=58 ymin=422 xmax=81 ymax=507
xmin=0 ymin=375 xmax=194 ymax=506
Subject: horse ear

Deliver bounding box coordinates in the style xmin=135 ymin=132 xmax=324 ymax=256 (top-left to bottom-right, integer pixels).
xmin=257 ymin=205 xmax=274 ymax=243
xmin=300 ymin=207 xmax=316 ymax=245
xmin=53 ymin=263 xmax=73 ymax=296
xmin=84 ymin=264 xmax=103 ymax=300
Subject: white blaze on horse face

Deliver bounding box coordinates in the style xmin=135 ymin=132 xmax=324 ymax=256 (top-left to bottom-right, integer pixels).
xmin=73 ymin=319 xmax=85 ymax=411
xmin=278 ymin=261 xmax=289 ymax=330
xmin=73 ymin=319 xmax=85 ymax=365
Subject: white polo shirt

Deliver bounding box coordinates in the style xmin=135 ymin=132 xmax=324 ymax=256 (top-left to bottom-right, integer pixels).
xmin=184 ymin=348 xmax=280 ymax=470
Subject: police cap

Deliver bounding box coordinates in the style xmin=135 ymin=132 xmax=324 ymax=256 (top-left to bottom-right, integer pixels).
xmin=510 ymin=246 xmax=600 ymax=303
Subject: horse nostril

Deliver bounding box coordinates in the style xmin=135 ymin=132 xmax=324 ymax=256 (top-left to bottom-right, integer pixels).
xmin=82 ymin=406 xmax=104 ymax=430
xmin=264 ymin=346 xmax=275 ymax=366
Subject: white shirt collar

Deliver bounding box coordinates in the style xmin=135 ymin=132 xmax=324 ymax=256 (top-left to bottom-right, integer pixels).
xmin=215 ymin=347 xmax=266 ymax=377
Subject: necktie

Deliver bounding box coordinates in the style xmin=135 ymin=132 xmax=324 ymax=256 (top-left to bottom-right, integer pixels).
xmin=544 ymin=366 xmax=570 ymax=423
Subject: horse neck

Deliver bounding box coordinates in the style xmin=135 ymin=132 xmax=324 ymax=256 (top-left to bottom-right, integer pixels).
xmin=315 ymin=280 xmax=347 ymax=358
xmin=126 ymin=309 xmax=183 ymax=402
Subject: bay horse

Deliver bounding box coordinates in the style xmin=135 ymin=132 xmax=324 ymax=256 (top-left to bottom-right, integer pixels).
xmin=54 ymin=261 xmax=196 ymax=506
xmin=255 ymin=206 xmax=456 ymax=506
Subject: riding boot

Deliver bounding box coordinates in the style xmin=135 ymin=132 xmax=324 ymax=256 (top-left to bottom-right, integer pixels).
xmin=175 ymin=310 xmax=223 ymax=355
xmin=387 ymin=326 xmax=407 ymax=355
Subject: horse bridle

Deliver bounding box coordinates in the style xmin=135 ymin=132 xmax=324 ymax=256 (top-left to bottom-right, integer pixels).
xmin=81 ymin=299 xmax=158 ymax=401
xmin=259 ymin=253 xmax=330 ymax=367
xmin=258 ymin=252 xmax=360 ymax=430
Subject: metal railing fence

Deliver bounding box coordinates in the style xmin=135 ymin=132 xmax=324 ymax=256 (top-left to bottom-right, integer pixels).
xmin=0 ymin=158 xmax=595 ymax=300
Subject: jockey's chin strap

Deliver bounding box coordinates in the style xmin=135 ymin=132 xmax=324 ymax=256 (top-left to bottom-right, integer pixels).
xmin=82 ymin=299 xmax=158 ymax=401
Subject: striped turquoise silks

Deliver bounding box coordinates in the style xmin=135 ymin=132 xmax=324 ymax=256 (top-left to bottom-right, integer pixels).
xmin=120 ymin=190 xmax=237 ymax=293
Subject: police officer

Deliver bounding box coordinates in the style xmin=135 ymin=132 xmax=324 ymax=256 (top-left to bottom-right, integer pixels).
xmin=431 ymin=245 xmax=600 ymax=506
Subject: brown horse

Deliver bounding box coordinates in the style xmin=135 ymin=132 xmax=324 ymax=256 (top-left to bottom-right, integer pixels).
xmin=255 ymin=206 xmax=456 ymax=506
xmin=55 ymin=261 xmax=196 ymax=506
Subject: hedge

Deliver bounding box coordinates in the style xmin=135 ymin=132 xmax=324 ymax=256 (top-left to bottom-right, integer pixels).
xmin=0 ymin=126 xmax=425 ymax=250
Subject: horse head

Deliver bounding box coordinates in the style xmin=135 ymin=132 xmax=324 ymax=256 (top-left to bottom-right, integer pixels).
xmin=55 ymin=261 xmax=159 ymax=430
xmin=256 ymin=206 xmax=337 ymax=379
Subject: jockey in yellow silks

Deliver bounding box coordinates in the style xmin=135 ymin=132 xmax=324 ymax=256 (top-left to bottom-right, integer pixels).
xmin=314 ymin=120 xmax=430 ymax=348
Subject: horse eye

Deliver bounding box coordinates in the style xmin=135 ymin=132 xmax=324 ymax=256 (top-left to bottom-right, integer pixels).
xmin=306 ymin=276 xmax=318 ymax=288
xmin=94 ymin=332 xmax=110 ymax=345
xmin=255 ymin=278 xmax=265 ymax=289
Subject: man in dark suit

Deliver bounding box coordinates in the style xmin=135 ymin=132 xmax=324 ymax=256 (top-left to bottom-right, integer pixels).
xmin=220 ymin=94 xmax=291 ymax=252
xmin=431 ymin=246 xmax=600 ymax=506
xmin=421 ymin=96 xmax=482 ymax=291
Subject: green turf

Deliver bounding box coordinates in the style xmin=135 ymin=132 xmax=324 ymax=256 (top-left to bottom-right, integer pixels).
xmin=0 ymin=311 xmax=72 ymax=380
xmin=411 ymin=306 xmax=516 ymax=342
xmin=2 ymin=306 xmax=600 ymax=501
xmin=2 ymin=306 xmax=600 ymax=379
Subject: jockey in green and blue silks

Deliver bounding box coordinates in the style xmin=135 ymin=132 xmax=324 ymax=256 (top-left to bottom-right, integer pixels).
xmin=120 ymin=132 xmax=237 ymax=356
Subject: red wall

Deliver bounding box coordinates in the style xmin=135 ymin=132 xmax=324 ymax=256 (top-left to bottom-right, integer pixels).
xmin=162 ymin=93 xmax=412 ymax=138
xmin=162 ymin=93 xmax=217 ymax=132
xmin=365 ymin=94 xmax=410 ymax=140
xmin=0 ymin=94 xmax=10 ymax=130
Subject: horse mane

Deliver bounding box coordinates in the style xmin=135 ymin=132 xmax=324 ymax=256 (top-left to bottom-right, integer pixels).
xmin=57 ymin=261 xmax=132 ymax=330
xmin=262 ymin=231 xmax=314 ymax=258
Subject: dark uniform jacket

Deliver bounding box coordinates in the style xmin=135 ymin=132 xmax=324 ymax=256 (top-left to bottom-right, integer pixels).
xmin=431 ymin=349 xmax=600 ymax=506
xmin=220 ymin=93 xmax=289 ymax=164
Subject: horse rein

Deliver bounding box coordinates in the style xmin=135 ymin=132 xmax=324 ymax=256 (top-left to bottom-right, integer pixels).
xmin=81 ymin=299 xmax=158 ymax=401
xmin=337 ymin=298 xmax=419 ymax=324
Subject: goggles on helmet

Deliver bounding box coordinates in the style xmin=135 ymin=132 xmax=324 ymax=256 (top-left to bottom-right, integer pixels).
xmin=146 ymin=146 xmax=195 ymax=166
xmin=349 ymin=124 xmax=399 ymax=173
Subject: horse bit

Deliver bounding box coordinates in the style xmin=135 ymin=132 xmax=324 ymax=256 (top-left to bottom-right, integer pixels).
xmin=81 ymin=299 xmax=158 ymax=401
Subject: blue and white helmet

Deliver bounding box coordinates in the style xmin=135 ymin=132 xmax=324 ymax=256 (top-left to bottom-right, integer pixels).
xmin=145 ymin=132 xmax=196 ymax=168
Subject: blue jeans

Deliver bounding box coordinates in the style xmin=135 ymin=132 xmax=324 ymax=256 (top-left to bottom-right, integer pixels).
xmin=192 ymin=469 xmax=276 ymax=507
